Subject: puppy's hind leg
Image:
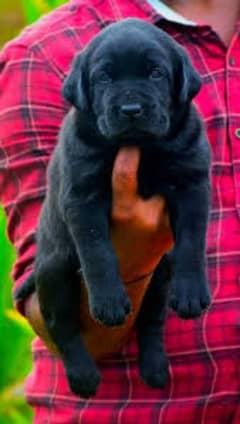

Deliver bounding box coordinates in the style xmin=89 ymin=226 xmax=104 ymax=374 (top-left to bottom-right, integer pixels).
xmin=136 ymin=254 xmax=172 ymax=388
xmin=35 ymin=253 xmax=100 ymax=398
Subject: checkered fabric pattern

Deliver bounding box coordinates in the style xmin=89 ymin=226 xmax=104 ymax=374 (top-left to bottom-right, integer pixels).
xmin=1 ymin=0 xmax=240 ymax=422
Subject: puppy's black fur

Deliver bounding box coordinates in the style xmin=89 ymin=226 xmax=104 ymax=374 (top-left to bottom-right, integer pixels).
xmin=15 ymin=19 xmax=211 ymax=397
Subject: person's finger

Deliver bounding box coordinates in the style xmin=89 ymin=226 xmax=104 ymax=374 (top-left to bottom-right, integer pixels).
xmin=112 ymin=147 xmax=140 ymax=202
xmin=139 ymin=195 xmax=171 ymax=233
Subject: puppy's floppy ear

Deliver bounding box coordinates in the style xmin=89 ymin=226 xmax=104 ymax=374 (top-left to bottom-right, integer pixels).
xmin=62 ymin=52 xmax=89 ymax=111
xmin=176 ymin=51 xmax=202 ymax=104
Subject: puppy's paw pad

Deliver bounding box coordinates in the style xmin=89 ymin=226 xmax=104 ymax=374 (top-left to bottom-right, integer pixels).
xmin=141 ymin=369 xmax=169 ymax=389
xmin=67 ymin=367 xmax=101 ymax=398
xmin=90 ymin=292 xmax=131 ymax=326
xmin=140 ymin=354 xmax=169 ymax=389
xmin=199 ymin=289 xmax=211 ymax=309
xmin=170 ymin=276 xmax=211 ymax=319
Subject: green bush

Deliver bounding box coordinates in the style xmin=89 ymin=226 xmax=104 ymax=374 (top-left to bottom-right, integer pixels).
xmin=22 ymin=0 xmax=67 ymax=23
xmin=0 ymin=206 xmax=34 ymax=423
xmin=0 ymin=2 xmax=68 ymax=422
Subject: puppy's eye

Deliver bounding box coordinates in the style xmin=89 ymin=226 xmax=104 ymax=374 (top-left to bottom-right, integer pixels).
xmin=150 ymin=68 xmax=163 ymax=80
xmin=98 ymin=72 xmax=112 ymax=84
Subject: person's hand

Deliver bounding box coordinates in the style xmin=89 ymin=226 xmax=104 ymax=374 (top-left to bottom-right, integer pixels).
xmin=25 ymin=147 xmax=173 ymax=359
xmin=111 ymin=147 xmax=173 ymax=282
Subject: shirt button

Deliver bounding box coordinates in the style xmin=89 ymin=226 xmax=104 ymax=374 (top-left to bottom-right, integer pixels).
xmin=229 ymin=57 xmax=235 ymax=66
xmin=235 ymin=128 xmax=240 ymax=138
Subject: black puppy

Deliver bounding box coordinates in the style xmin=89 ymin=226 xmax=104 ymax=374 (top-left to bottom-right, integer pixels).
xmin=15 ymin=18 xmax=211 ymax=397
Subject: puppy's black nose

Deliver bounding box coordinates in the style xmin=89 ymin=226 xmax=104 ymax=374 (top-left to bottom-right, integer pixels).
xmin=121 ymin=104 xmax=142 ymax=118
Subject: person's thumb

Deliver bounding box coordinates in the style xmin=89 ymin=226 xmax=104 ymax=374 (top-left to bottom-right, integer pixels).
xmin=112 ymin=147 xmax=140 ymax=205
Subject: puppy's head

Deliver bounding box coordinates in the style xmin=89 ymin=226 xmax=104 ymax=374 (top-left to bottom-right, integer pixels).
xmin=63 ymin=19 xmax=201 ymax=143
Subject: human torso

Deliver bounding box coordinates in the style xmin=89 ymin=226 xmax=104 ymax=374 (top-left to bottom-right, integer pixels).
xmin=5 ymin=1 xmax=240 ymax=419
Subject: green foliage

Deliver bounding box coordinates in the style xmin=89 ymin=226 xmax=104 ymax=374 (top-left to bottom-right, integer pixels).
xmin=1 ymin=1 xmax=69 ymax=422
xmin=22 ymin=0 xmax=68 ymax=23
xmin=0 ymin=207 xmax=34 ymax=423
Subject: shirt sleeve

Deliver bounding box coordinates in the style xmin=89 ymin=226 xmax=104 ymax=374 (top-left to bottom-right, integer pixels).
xmin=0 ymin=42 xmax=67 ymax=315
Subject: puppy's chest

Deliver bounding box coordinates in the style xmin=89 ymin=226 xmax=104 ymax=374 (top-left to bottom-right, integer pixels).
xmin=137 ymin=152 xmax=191 ymax=199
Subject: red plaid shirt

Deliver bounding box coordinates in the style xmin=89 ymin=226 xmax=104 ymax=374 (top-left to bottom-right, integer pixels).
xmin=1 ymin=0 xmax=240 ymax=422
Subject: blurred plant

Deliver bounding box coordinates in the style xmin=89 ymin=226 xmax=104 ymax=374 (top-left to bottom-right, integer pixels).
xmin=0 ymin=1 xmax=69 ymax=422
xmin=0 ymin=206 xmax=34 ymax=423
xmin=22 ymin=0 xmax=67 ymax=23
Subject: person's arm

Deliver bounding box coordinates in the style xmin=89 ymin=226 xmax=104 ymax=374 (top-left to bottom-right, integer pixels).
xmin=0 ymin=42 xmax=65 ymax=314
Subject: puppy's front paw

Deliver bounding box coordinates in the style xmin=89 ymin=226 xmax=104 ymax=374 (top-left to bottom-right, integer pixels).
xmin=67 ymin=364 xmax=101 ymax=398
xmin=139 ymin=350 xmax=169 ymax=389
xmin=90 ymin=288 xmax=131 ymax=326
xmin=170 ymin=272 xmax=211 ymax=319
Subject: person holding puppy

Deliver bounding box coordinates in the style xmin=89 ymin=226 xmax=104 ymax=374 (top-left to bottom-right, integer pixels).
xmin=0 ymin=0 xmax=240 ymax=422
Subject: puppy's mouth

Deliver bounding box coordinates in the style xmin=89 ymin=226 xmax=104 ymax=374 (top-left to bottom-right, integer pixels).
xmin=98 ymin=116 xmax=148 ymax=140
xmin=108 ymin=122 xmax=168 ymax=143
xmin=116 ymin=128 xmax=155 ymax=143
xmin=97 ymin=113 xmax=169 ymax=143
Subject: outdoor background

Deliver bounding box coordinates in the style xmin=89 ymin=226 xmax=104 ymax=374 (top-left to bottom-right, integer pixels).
xmin=0 ymin=1 xmax=67 ymax=422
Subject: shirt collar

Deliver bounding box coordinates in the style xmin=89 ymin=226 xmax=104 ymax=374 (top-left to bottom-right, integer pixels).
xmin=146 ymin=0 xmax=197 ymax=26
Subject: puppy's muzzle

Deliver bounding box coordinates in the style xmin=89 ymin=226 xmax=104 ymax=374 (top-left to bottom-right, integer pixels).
xmin=120 ymin=103 xmax=142 ymax=118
